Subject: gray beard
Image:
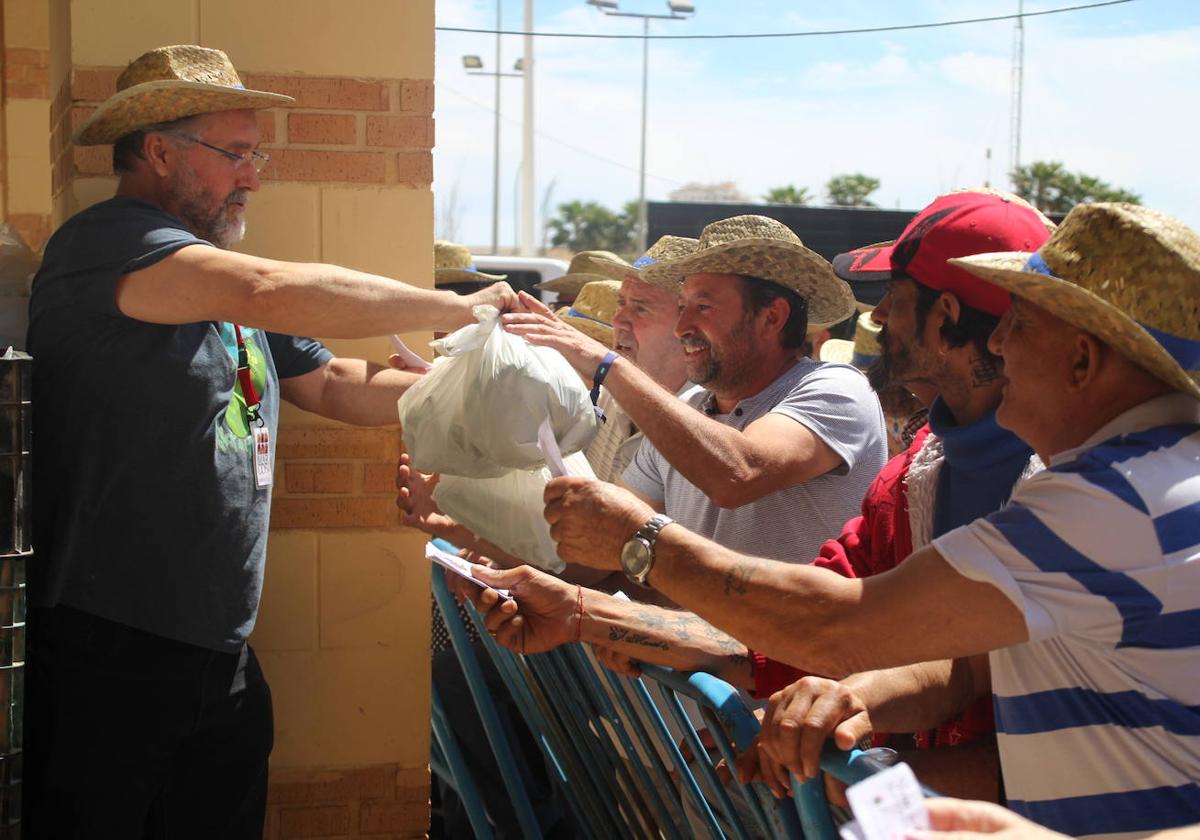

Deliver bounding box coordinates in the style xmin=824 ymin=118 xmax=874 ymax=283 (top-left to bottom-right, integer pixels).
xmin=173 ymin=180 xmax=248 ymax=249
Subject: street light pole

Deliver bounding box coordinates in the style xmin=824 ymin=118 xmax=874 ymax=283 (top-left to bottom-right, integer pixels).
xmin=493 ymin=2 xmax=502 ymax=254
xmin=638 ymin=16 xmax=649 ymax=253
xmin=587 ymin=1 xmax=693 ymax=253
xmin=520 ymin=0 xmax=536 ymax=256
xmin=462 ymin=47 xmax=523 ymax=255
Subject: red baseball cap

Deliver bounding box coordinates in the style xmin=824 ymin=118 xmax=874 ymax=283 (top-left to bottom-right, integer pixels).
xmin=832 ymin=190 xmax=1054 ymax=316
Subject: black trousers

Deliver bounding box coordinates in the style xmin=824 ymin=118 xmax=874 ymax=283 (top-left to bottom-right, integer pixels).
xmin=22 ymin=606 xmax=273 ymax=840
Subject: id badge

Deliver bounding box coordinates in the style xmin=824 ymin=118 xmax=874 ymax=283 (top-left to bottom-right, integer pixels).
xmin=253 ymin=425 xmax=273 ymax=488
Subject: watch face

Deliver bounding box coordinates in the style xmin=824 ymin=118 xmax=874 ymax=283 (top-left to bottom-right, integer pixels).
xmin=621 ymin=538 xmax=652 ymax=579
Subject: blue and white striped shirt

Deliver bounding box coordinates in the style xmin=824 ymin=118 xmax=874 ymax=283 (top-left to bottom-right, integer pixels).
xmin=934 ymin=392 xmax=1200 ymax=840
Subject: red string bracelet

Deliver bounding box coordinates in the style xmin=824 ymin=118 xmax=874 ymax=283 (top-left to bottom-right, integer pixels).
xmin=575 ymin=584 xmax=585 ymax=644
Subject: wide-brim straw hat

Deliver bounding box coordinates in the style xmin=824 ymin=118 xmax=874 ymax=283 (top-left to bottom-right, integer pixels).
xmin=640 ymin=215 xmax=856 ymax=326
xmin=74 ymin=45 xmax=294 ymax=146
xmin=820 ymin=310 xmax=881 ymax=370
xmin=589 ymin=235 xmax=700 ymax=283
xmin=950 ymin=202 xmax=1200 ymax=400
xmin=434 ymin=240 xmax=506 ymax=287
xmin=557 ymin=280 xmax=621 ymax=346
xmin=538 ymin=251 xmax=627 ymax=294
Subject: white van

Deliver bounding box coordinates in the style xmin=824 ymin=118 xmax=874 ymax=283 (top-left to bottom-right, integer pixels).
xmin=471 ymin=255 xmax=570 ymax=305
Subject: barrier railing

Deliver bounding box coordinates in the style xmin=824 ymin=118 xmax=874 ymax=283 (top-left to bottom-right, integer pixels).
xmin=429 ymin=545 xmax=936 ymax=838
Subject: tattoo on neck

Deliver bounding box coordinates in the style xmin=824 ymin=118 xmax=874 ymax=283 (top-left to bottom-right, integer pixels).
xmin=970 ymin=353 xmax=1002 ymax=387
xmin=724 ymin=561 xmax=755 ymax=597
xmin=608 ymin=626 xmax=669 ymax=649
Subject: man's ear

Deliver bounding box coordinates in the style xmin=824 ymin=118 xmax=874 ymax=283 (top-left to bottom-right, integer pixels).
xmin=759 ymin=295 xmax=790 ymax=339
xmin=143 ymin=132 xmax=173 ymax=177
xmin=1067 ymin=331 xmax=1105 ymax=392
xmin=932 ymin=292 xmax=962 ymax=352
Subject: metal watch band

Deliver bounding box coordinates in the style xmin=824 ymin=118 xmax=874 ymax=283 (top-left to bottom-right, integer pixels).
xmin=637 ymin=513 xmax=674 ymax=546
xmin=631 ymin=513 xmax=674 ymax=585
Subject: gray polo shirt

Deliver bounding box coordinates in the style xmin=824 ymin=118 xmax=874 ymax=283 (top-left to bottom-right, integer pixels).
xmin=622 ymin=358 xmax=886 ymax=564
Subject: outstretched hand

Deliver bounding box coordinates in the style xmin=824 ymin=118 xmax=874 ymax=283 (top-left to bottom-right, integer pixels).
xmin=544 ymin=476 xmax=657 ymax=570
xmin=470 ymin=564 xmax=582 ymax=655
xmin=395 ymin=454 xmax=455 ymax=538
xmin=502 ymin=291 xmax=613 ymax=377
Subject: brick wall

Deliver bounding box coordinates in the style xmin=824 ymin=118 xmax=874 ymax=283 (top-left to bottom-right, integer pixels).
xmin=265 ymin=765 xmax=428 ymax=839
xmin=49 ymin=67 xmax=434 ymax=197
xmin=4 ymin=41 xmax=52 ymax=250
xmin=271 ymin=427 xmax=401 ymax=530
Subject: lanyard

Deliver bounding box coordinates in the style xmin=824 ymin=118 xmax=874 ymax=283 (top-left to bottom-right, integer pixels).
xmin=233 ymin=324 xmax=263 ymax=425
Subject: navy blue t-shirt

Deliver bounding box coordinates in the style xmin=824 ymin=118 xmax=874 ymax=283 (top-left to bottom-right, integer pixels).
xmin=28 ymin=197 xmax=332 ymax=651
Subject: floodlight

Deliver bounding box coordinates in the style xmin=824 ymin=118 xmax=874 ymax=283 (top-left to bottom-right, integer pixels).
xmin=462 ymin=55 xmax=483 ymax=70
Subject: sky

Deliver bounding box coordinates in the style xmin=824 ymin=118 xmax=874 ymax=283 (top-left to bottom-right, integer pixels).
xmin=432 ymin=0 xmax=1200 ymax=251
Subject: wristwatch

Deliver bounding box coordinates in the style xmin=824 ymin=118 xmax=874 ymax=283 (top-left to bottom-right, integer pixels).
xmin=620 ymin=514 xmax=674 ymax=587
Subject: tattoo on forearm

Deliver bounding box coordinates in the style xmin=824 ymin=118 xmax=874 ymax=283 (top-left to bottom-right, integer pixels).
xmin=724 ymin=561 xmax=756 ymax=596
xmin=970 ymin=353 xmax=1002 ymax=387
xmin=727 ymin=653 xmax=751 ymax=667
xmin=608 ymin=626 xmax=670 ymax=650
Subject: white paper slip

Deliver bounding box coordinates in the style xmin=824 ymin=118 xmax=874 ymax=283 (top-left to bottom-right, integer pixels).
xmin=844 ymin=762 xmax=929 ymax=840
xmin=838 ymin=820 xmax=868 ymax=840
xmin=425 ymin=542 xmax=511 ymax=600
xmin=389 ymin=334 xmax=433 ymax=371
xmin=537 ymin=416 xmax=574 ymax=478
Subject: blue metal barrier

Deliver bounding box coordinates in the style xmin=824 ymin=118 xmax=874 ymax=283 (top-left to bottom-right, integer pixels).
xmin=429 ymin=539 xmax=936 ymax=838
xmin=429 ymin=562 xmax=545 ymax=838
xmin=430 ymin=688 xmax=495 ymax=840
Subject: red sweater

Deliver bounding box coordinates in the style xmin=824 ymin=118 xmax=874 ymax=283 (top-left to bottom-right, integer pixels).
xmin=749 ymin=425 xmax=994 ymax=749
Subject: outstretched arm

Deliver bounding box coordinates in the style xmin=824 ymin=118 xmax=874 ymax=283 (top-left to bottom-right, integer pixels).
xmin=456 ymin=564 xmax=755 ymax=689
xmin=117 ymin=244 xmax=516 ymax=336
xmin=543 ymin=477 xmax=1028 ymax=678
xmin=503 ymin=293 xmax=841 ymax=508
xmin=280 ymin=358 xmax=420 ymax=426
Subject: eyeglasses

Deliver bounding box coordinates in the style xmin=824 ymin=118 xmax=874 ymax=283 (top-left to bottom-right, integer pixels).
xmin=174 ymin=134 xmax=271 ymax=174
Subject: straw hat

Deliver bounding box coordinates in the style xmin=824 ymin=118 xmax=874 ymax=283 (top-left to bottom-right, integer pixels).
xmin=537 ymin=251 xmax=628 ymax=294
xmin=640 ymin=215 xmax=856 ymax=326
xmin=589 ymin=235 xmax=700 ymax=282
xmin=557 ymin=280 xmax=621 ymax=345
xmin=434 ymin=240 xmax=506 ymax=287
xmin=951 ymin=203 xmax=1200 ymax=399
xmin=820 ymin=311 xmax=881 ymax=370
xmin=74 ymin=45 xmax=294 ymax=145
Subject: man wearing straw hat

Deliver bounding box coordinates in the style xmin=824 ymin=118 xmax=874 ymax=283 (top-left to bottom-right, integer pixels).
xmin=467 ymin=191 xmax=1055 ymax=800
xmin=25 ymin=45 xmax=515 ymax=837
xmin=504 ymin=215 xmax=887 ymax=571
xmin=535 ymin=250 xmax=626 ymax=307
xmin=518 ymin=202 xmax=1200 ymax=838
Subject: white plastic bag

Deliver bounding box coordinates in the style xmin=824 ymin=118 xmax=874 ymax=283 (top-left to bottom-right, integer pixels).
xmin=398 ymin=305 xmax=599 ymax=477
xmin=432 ymin=450 xmax=594 ymax=573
